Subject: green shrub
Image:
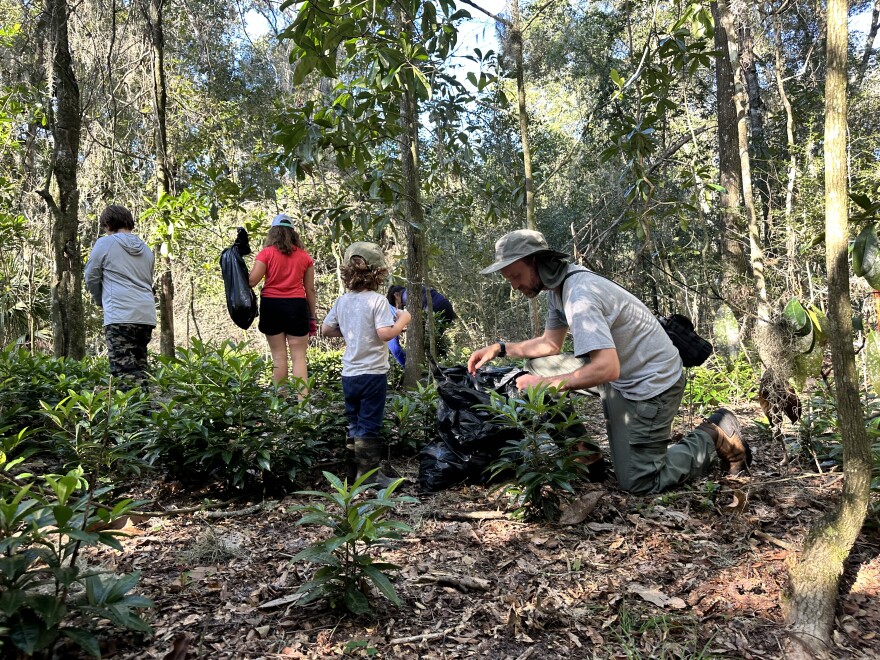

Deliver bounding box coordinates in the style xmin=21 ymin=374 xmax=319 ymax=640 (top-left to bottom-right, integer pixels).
xmin=483 ymin=384 xmax=594 ymax=521
xmin=0 ymin=439 xmax=153 ymax=657
xmin=290 ymin=471 xmax=415 ymax=614
xmin=150 ymin=339 xmax=324 ymax=492
xmin=0 ymin=347 xmax=108 ymax=444
xmin=386 ymin=380 xmax=438 ymax=453
xmin=685 ymin=353 xmax=758 ymax=413
xmin=40 ymin=385 xmax=154 ymax=477
xmin=306 ymin=347 xmax=344 ymax=385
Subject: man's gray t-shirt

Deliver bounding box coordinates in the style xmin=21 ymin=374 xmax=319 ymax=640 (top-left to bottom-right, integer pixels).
xmin=546 ymin=265 xmax=682 ymax=400
xmin=324 ymin=291 xmax=394 ymax=377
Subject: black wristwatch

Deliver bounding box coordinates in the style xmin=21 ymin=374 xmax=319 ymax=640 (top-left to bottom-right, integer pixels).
xmin=497 ymin=341 xmax=506 ymax=358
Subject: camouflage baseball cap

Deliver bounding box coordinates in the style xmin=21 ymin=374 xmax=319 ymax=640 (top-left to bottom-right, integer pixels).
xmin=344 ymin=241 xmax=387 ymax=269
xmin=480 ymin=229 xmax=568 ymax=275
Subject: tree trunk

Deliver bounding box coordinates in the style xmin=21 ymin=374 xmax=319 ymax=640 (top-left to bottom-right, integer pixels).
xmin=772 ymin=13 xmax=801 ymax=298
xmin=509 ymin=0 xmax=541 ymax=336
xmin=856 ymin=0 xmax=880 ymax=89
xmin=146 ymin=0 xmax=175 ymax=356
xmin=739 ymin=23 xmax=773 ymax=258
xmin=784 ymin=1 xmax=872 ymax=655
xmin=399 ymin=73 xmax=426 ymax=389
xmin=41 ymin=0 xmax=84 ymax=359
xmin=710 ymin=2 xmax=750 ymax=321
xmin=715 ymin=0 xmax=769 ymax=324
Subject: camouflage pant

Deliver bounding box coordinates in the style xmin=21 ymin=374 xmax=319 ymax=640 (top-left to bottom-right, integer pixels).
xmin=105 ymin=324 xmax=153 ymax=389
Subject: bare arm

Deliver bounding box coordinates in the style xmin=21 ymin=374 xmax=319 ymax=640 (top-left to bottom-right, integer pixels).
xmin=515 ymin=347 xmax=620 ymax=391
xmin=377 ymin=309 xmax=411 ymax=342
xmin=467 ymin=325 xmax=568 ymax=374
xmin=248 ymin=260 xmax=266 ymax=288
xmin=303 ymin=265 xmax=317 ymax=318
xmin=321 ymin=323 xmax=342 ymax=338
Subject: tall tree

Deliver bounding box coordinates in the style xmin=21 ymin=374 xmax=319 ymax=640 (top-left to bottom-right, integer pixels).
xmin=715 ymin=0 xmax=768 ymax=326
xmin=145 ymin=0 xmax=175 ymax=356
xmin=38 ymin=0 xmax=84 ymax=359
xmin=784 ymin=0 xmax=873 ymax=654
xmin=710 ymin=1 xmax=750 ymax=329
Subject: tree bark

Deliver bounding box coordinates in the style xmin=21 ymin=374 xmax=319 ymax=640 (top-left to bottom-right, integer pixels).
xmin=715 ymin=0 xmax=769 ymax=324
xmin=146 ymin=0 xmax=175 ymax=356
xmin=784 ymin=0 xmax=872 ymax=655
xmin=710 ymin=2 xmax=750 ymax=321
xmin=509 ymin=0 xmax=541 ymax=336
xmin=856 ymin=0 xmax=880 ymax=89
xmin=41 ymin=0 xmax=84 ymax=359
xmin=772 ymin=12 xmax=800 ymax=298
xmin=739 ymin=22 xmax=773 ymax=257
xmin=399 ymin=68 xmax=426 ymax=389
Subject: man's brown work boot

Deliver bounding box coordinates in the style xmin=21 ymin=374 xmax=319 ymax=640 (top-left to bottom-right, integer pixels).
xmin=697 ymin=408 xmax=752 ymax=475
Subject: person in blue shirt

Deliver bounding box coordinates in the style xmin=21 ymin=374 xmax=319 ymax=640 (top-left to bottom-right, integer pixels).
xmin=386 ymin=285 xmax=456 ymax=365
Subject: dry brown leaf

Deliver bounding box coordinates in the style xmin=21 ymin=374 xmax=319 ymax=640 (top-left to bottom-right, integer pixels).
xmin=727 ymin=489 xmax=749 ymax=515
xmin=627 ymin=582 xmax=687 ymax=609
xmin=558 ymin=490 xmax=605 ymax=525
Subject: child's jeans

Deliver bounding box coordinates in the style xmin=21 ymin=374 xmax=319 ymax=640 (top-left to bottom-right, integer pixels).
xmin=342 ymin=373 xmax=388 ymax=438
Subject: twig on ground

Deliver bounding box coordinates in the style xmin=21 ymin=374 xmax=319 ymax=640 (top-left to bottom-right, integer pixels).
xmin=389 ymin=629 xmax=455 ymax=645
xmin=433 ymin=510 xmax=509 ymax=521
xmin=753 ymin=530 xmax=795 ymax=551
xmin=127 ymin=500 xmax=277 ymax=519
xmin=416 ymin=571 xmax=492 ymax=591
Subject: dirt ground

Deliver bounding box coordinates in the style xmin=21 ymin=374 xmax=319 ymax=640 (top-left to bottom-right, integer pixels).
xmin=83 ymin=399 xmax=880 ymax=660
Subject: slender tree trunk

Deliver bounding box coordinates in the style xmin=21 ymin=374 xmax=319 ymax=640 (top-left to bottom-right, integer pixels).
xmin=509 ymin=0 xmax=541 ymax=336
xmin=856 ymin=0 xmax=880 ymax=88
xmin=146 ymin=0 xmax=175 ymax=355
xmin=399 ymin=71 xmax=426 ymax=389
xmin=740 ymin=23 xmax=772 ymax=257
xmin=784 ymin=1 xmax=872 ymax=655
xmin=39 ymin=0 xmax=84 ymax=359
xmin=772 ymin=13 xmax=800 ymax=298
xmin=716 ymin=0 xmax=769 ymax=324
xmin=710 ymin=2 xmax=750 ymax=321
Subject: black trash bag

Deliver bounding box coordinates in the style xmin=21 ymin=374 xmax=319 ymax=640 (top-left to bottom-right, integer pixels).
xmin=220 ymin=227 xmax=258 ymax=330
xmin=419 ymin=366 xmax=524 ymax=493
xmin=419 ymin=364 xmax=607 ymax=493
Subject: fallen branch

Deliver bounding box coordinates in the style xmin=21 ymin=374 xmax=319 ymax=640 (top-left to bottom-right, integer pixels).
xmin=199 ymin=500 xmax=280 ymax=519
xmin=416 ymin=571 xmax=491 ymax=592
xmin=389 ymin=629 xmax=455 ymax=645
xmin=433 ymin=510 xmax=509 ymax=521
xmin=126 ymin=500 xmax=277 ymax=519
xmin=753 ymin=530 xmax=795 ymax=551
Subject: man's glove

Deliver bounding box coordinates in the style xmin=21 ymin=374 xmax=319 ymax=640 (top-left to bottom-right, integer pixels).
xmin=308 ymin=318 xmax=318 ymax=336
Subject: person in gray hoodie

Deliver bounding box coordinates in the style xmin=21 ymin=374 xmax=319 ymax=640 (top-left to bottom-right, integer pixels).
xmin=84 ymin=205 xmax=157 ymax=387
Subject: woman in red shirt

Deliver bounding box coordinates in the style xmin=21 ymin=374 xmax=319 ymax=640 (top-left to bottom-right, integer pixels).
xmin=248 ymin=214 xmax=317 ymax=394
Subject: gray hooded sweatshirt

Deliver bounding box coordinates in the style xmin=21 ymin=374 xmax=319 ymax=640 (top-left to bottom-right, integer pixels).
xmin=84 ymin=232 xmax=157 ymax=326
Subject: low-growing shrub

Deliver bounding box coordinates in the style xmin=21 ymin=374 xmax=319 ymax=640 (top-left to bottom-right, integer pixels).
xmin=290 ymin=471 xmax=415 ymax=614
xmin=150 ymin=339 xmax=325 ymax=492
xmin=40 ymin=385 xmax=154 ymax=477
xmin=685 ymin=353 xmax=758 ymax=413
xmin=0 ymin=346 xmax=109 ymax=445
xmin=386 ymin=380 xmax=438 ymax=453
xmin=0 ymin=432 xmax=153 ymax=657
xmin=484 ymin=384 xmax=595 ymax=521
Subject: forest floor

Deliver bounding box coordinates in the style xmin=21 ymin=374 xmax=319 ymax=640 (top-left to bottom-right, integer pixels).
xmin=84 ymin=398 xmax=880 ymax=660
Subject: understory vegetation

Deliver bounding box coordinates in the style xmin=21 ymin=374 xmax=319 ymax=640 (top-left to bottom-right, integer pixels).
xmin=1 ymin=341 xmax=878 ymax=654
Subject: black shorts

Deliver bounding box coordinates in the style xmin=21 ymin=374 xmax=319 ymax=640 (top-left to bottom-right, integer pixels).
xmin=258 ymin=297 xmax=309 ymax=337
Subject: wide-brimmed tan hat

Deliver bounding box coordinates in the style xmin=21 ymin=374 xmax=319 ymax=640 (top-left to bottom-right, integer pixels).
xmin=480 ymin=229 xmax=568 ymax=274
xmin=344 ymin=241 xmax=387 ymax=269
